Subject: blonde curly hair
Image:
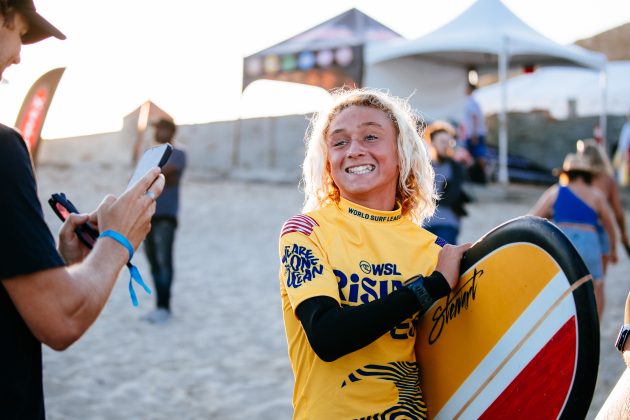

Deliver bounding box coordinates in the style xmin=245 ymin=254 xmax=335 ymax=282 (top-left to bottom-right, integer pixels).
xmin=301 ymin=88 xmax=437 ymax=225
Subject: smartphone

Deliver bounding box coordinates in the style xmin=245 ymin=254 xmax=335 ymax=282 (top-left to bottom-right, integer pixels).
xmin=48 ymin=193 xmax=99 ymax=249
xmin=125 ymin=143 xmax=173 ymax=192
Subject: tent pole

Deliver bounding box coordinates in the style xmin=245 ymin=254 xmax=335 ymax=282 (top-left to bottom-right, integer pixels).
xmin=498 ymin=36 xmax=509 ymax=185
xmin=599 ymin=66 xmax=608 ymax=149
xmin=232 ymin=117 xmax=241 ymax=169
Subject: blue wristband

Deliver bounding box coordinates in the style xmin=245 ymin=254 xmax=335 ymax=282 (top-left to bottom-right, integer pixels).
xmin=99 ymin=230 xmax=152 ymax=306
xmin=100 ymin=230 xmax=134 ymax=259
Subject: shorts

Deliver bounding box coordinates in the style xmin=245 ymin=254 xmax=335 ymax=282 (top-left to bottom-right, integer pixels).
xmin=466 ymin=135 xmax=487 ymax=159
xmin=559 ymin=226 xmax=603 ymax=280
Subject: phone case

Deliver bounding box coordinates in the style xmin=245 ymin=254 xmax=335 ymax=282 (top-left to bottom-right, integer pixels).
xmin=48 ymin=193 xmax=99 ymax=248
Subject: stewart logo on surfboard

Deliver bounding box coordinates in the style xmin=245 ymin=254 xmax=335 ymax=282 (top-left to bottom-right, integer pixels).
xmin=428 ymin=267 xmax=483 ymax=344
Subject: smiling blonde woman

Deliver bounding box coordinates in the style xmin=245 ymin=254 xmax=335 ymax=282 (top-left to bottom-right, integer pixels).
xmin=302 ymin=88 xmax=437 ymax=224
xmin=279 ymin=88 xmax=470 ymax=419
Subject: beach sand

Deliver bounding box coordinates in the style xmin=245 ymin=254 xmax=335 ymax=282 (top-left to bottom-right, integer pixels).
xmin=35 ymin=163 xmax=629 ymax=419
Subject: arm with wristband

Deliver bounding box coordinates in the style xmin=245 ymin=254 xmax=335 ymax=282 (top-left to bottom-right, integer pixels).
xmin=2 ymin=168 xmax=165 ymax=350
xmin=296 ymin=243 xmax=469 ymax=362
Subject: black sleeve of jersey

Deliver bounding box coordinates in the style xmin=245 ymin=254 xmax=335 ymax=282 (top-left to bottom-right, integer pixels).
xmin=0 ymin=126 xmax=64 ymax=280
xmin=296 ymin=272 xmax=451 ymax=362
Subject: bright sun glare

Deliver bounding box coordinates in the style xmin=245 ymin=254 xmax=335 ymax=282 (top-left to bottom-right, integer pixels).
xmin=0 ymin=0 xmax=628 ymax=139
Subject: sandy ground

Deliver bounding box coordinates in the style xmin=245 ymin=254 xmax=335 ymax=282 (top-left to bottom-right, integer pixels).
xmin=34 ymin=163 xmax=630 ymax=419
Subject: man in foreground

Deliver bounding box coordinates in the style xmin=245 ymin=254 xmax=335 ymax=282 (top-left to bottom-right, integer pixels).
xmin=0 ymin=1 xmax=165 ymax=418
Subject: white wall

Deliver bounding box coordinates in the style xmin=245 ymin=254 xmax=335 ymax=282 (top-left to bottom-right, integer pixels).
xmin=37 ymin=114 xmax=311 ymax=183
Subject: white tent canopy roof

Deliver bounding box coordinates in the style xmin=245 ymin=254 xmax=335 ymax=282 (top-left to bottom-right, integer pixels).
xmin=476 ymin=61 xmax=630 ymax=118
xmin=365 ymin=0 xmax=606 ymax=70
xmin=363 ymin=0 xmax=608 ymax=184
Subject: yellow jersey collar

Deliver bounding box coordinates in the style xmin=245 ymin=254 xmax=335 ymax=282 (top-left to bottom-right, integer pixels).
xmin=338 ymin=197 xmax=403 ymax=224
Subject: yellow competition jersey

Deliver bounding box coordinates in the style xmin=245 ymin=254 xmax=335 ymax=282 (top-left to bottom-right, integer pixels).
xmin=278 ymin=197 xmax=442 ymax=419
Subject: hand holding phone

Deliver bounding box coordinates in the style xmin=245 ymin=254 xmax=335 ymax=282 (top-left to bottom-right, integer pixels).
xmin=49 ymin=145 xmax=170 ymax=249
xmin=48 ymin=158 xmax=166 ymax=307
xmin=125 ymin=143 xmax=172 ymax=193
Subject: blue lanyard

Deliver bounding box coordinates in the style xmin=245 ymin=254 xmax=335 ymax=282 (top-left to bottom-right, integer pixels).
xmin=99 ymin=230 xmax=152 ymax=306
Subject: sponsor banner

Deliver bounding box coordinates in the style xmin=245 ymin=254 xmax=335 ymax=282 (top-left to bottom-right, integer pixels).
xmin=241 ymin=9 xmax=401 ymax=92
xmin=14 ymin=67 xmax=65 ymax=163
xmin=243 ymin=45 xmax=363 ymax=91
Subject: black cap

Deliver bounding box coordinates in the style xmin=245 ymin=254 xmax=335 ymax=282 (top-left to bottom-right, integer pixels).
xmin=10 ymin=0 xmax=66 ymax=44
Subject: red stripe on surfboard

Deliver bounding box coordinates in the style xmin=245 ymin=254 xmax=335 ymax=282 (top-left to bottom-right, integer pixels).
xmin=479 ymin=316 xmax=576 ymax=419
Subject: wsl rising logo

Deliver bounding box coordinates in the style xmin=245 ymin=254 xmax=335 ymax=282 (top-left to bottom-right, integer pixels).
xmin=283 ymin=244 xmax=324 ymax=288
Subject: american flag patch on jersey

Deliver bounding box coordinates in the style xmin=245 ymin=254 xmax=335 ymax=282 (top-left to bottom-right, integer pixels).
xmin=434 ymin=236 xmax=447 ymax=248
xmin=281 ymin=215 xmax=319 ymax=237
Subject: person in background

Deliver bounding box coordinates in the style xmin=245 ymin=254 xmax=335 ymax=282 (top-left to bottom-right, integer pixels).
xmin=462 ymin=83 xmax=488 ymax=184
xmin=592 ymin=124 xmax=603 ymax=145
xmin=530 ymin=152 xmax=616 ymax=321
xmin=139 ymin=118 xmax=187 ymax=324
xmin=423 ymin=121 xmax=470 ymax=244
xmin=278 ymin=88 xmax=470 ymax=419
xmin=614 ymin=111 xmax=630 ymax=186
xmin=595 ymin=292 xmax=630 ymax=419
xmin=623 ymin=292 xmax=630 ymax=367
xmin=0 ymin=2 xmax=165 ymax=417
xmin=578 ymin=139 xmax=629 ymax=271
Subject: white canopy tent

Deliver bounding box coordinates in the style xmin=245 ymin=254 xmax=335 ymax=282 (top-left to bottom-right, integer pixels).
xmin=475 ymin=60 xmax=630 ymax=120
xmin=364 ymin=0 xmax=607 ymax=183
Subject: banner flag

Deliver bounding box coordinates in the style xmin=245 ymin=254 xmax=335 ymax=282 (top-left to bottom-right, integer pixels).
xmin=14 ymin=67 xmax=65 ymax=163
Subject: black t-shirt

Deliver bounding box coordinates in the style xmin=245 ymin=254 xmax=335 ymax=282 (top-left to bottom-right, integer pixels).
xmin=0 ymin=124 xmax=65 ymax=419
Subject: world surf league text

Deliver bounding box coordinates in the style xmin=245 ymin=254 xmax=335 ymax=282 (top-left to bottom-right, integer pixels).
xmin=347 ymin=207 xmax=401 ymax=222
xmin=428 ymin=267 xmax=483 ymax=344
